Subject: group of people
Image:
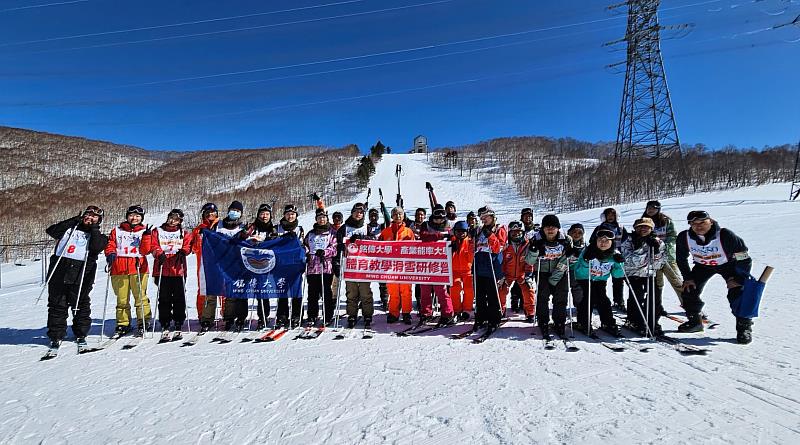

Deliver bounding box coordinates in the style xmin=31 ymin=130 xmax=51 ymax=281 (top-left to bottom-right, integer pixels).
xmin=43 ymin=187 xmax=755 ymax=350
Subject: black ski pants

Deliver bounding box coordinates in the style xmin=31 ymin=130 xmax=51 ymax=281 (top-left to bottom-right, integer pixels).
xmin=154 ymin=276 xmax=186 ymax=328
xmin=626 ymin=276 xmax=662 ymax=330
xmin=681 ymin=264 xmax=744 ymax=317
xmin=307 ymin=273 xmax=334 ymax=322
xmin=536 ymin=272 xmax=569 ymax=331
xmin=612 ymin=276 xmax=625 ymax=305
xmin=223 ymin=298 xmax=249 ymax=326
xmin=576 ymin=279 xmax=615 ymax=329
xmin=277 ymin=298 xmax=302 ymax=320
xmin=474 ymin=276 xmax=502 ymax=326
xmin=47 ymin=279 xmax=92 ymax=341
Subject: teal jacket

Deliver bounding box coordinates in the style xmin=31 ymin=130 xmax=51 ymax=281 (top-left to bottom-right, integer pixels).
xmin=572 ymin=246 xmax=624 ymax=282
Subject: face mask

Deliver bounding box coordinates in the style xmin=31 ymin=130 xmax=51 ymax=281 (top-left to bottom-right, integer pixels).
xmin=228 ymin=210 xmax=242 ymax=220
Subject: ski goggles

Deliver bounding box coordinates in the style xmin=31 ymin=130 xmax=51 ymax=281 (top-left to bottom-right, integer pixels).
xmin=83 ymin=206 xmax=104 ymax=218
xmin=168 ymin=209 xmax=184 ymax=220
xmin=596 ymin=229 xmax=615 ymax=240
xmin=687 ymin=210 xmax=710 ymax=224
xmin=125 ymin=205 xmax=145 ymax=216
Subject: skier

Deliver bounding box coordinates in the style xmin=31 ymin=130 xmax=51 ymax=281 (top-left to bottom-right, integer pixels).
xmin=380 ymin=206 xmax=416 ymax=324
xmin=276 ymin=204 xmax=305 ymax=328
xmin=366 ymin=207 xmax=389 ymax=310
xmin=642 ymin=200 xmax=684 ymax=311
xmin=44 ymin=206 xmax=108 ymax=349
xmin=521 ymin=208 xmax=539 ymax=240
xmin=409 ymin=207 xmax=427 ymax=239
xmin=239 ymin=203 xmax=278 ymax=329
xmin=150 ymin=209 xmax=190 ymax=338
xmin=337 ymin=203 xmax=373 ymax=328
xmin=190 ymin=202 xmax=220 ymax=332
xmin=499 ymin=221 xmax=536 ymax=322
xmin=473 ymin=206 xmax=506 ymax=331
xmin=330 ymin=210 xmax=344 ymax=310
xmin=450 ymin=221 xmax=475 ymax=321
xmin=525 ymin=214 xmax=573 ymax=339
xmin=572 ymin=228 xmax=625 ymax=336
xmin=217 ymin=201 xmax=247 ymax=331
xmin=590 ymin=208 xmax=627 ymax=311
xmin=675 ymin=211 xmax=753 ymax=343
xmin=105 ymin=205 xmax=153 ymax=337
xmin=619 ymin=217 xmax=666 ymax=336
xmin=567 ymin=223 xmax=587 ymax=305
xmin=466 ymin=211 xmax=479 ymax=235
xmin=304 ymin=209 xmax=337 ymax=326
xmin=416 ymin=207 xmax=455 ymax=325
xmin=444 ymin=201 xmax=458 ymax=229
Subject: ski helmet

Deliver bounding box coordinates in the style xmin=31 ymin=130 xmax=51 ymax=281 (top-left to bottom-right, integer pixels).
xmin=167 ymin=209 xmax=184 ymax=220
xmin=82 ymin=205 xmax=104 ymax=224
xmin=508 ymin=221 xmax=523 ymax=232
xmin=201 ymin=203 xmax=218 ymax=214
xmin=453 ymin=221 xmax=469 ymax=232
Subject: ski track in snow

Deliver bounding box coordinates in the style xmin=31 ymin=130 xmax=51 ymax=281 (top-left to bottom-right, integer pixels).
xmin=0 ymin=154 xmax=798 ymax=443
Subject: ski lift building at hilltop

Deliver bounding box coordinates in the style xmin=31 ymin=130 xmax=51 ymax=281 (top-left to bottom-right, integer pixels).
xmin=411 ymin=135 xmax=428 ymax=154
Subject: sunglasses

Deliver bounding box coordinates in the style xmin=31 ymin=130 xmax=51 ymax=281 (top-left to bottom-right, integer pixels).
xmin=687 ymin=210 xmax=710 ymax=223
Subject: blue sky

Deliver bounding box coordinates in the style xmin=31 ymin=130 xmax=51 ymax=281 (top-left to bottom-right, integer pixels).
xmin=0 ymin=0 xmax=797 ymax=152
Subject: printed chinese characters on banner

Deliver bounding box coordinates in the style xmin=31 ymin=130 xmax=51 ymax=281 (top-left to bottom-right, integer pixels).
xmin=343 ymin=240 xmax=453 ymax=285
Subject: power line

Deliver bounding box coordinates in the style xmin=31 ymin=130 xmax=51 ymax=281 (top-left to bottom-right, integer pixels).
xmin=0 ymin=0 xmax=369 ymax=47
xmin=6 ymin=0 xmax=457 ymax=56
xmin=0 ymin=0 xmax=89 ymax=14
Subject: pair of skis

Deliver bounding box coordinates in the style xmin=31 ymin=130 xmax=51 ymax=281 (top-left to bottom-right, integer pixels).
xmin=293 ymin=325 xmax=326 ymax=340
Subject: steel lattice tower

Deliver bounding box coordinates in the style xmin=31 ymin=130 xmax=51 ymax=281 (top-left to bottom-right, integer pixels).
xmin=612 ymin=0 xmax=682 ymax=159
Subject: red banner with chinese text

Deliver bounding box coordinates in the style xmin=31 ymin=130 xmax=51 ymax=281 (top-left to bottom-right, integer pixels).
xmin=342 ymin=240 xmax=453 ymax=285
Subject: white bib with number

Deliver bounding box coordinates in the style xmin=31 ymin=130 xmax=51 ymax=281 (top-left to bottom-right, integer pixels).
xmin=158 ymin=230 xmax=183 ymax=255
xmin=56 ymin=229 xmax=89 ymax=261
xmin=654 ymin=225 xmax=667 ymax=240
xmin=543 ymin=244 xmax=564 ymax=260
xmin=116 ymin=227 xmax=144 ymax=258
xmin=589 ymin=258 xmax=613 ymax=278
xmin=687 ymin=236 xmax=728 ymax=266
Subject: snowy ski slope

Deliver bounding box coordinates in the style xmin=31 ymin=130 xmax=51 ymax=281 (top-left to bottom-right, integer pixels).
xmin=0 ymin=154 xmax=797 ymax=444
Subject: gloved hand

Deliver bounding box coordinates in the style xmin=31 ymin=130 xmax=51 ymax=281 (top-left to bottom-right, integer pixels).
xmin=613 ymin=253 xmax=624 ymax=263
xmin=425 ymin=182 xmax=433 ymax=191
xmin=143 ymin=224 xmax=153 ymax=236
xmin=645 ymin=237 xmax=660 ymax=248
xmin=175 ymin=250 xmax=187 ymax=261
xmin=315 ymin=249 xmax=325 ymax=258
xmin=311 ymin=192 xmax=321 ymax=201
xmin=682 ymin=280 xmax=696 ymax=292
xmin=349 ymin=234 xmax=361 ymax=244
xmin=106 ymin=253 xmax=116 ymax=265
xmin=725 ymin=277 xmax=742 ymax=289
xmin=158 ymin=252 xmax=167 ymax=264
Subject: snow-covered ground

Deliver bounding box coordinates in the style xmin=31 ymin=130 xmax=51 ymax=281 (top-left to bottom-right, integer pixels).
xmin=0 ymin=154 xmax=797 ymax=444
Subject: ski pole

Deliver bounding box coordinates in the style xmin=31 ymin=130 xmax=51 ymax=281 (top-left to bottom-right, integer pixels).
xmin=488 ymin=249 xmax=502 ymax=323
xmin=152 ymin=263 xmax=163 ymax=336
xmin=181 ymin=275 xmax=190 ymax=333
xmin=134 ymin=257 xmax=148 ymax=337
xmin=334 ymin=250 xmax=343 ymax=329
xmin=35 ymin=222 xmax=80 ymax=305
xmin=536 ymin=257 xmax=541 ymax=335
xmin=621 ymin=268 xmax=655 ymax=339
xmin=566 ymin=258 xmax=575 ymax=338
xmin=100 ymin=265 xmax=111 ymax=342
xmin=71 ymin=247 xmax=90 ymax=335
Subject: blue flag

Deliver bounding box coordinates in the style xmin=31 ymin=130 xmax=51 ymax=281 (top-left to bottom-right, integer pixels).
xmin=201 ymin=229 xmax=306 ymax=299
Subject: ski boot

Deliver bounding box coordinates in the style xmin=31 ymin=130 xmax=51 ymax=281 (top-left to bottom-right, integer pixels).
xmin=76 ymin=337 xmax=87 ymax=347
xmin=600 ymin=324 xmax=623 ymax=338
xmin=524 ymin=315 xmax=535 ymax=324
xmin=458 ymin=311 xmax=471 ymax=322
xmin=437 ymin=315 xmax=456 ymax=327
xmin=402 ymin=313 xmax=412 ymax=325
xmin=386 ymin=314 xmax=399 ymax=324
xmin=275 ymin=316 xmax=289 ymax=329
xmin=290 ymin=317 xmax=301 ymax=328
xmin=736 ymin=317 xmax=753 ymax=344
xmin=49 ymin=339 xmax=62 ymax=349
xmin=256 ymin=319 xmax=266 ymax=331
xmin=113 ymin=325 xmax=130 ymax=338
xmin=364 ymin=316 xmax=372 ymax=330
xmin=347 ymin=318 xmax=356 ymax=329
xmin=678 ymin=313 xmax=704 ymax=333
